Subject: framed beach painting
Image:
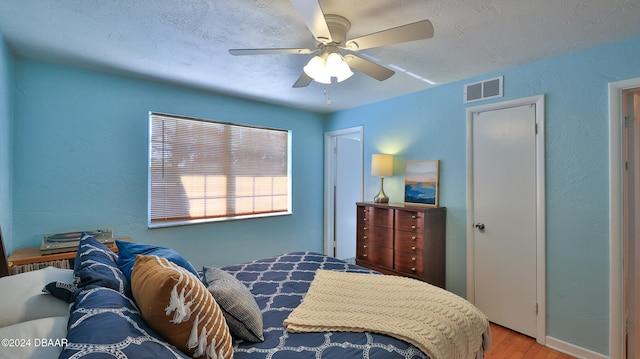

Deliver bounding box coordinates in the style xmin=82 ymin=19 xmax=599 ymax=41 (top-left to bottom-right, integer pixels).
xmin=404 ymin=160 xmax=439 ymax=207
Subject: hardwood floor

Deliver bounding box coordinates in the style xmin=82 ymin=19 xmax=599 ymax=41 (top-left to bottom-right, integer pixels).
xmin=484 ymin=323 xmax=576 ymax=359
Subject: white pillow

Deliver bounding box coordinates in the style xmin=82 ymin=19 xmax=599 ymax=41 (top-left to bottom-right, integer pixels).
xmin=0 ymin=267 xmax=73 ymax=328
xmin=0 ymin=316 xmax=68 ymax=358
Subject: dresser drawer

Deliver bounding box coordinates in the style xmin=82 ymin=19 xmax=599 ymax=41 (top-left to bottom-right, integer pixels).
xmin=394 ymin=210 xmax=424 ymax=232
xmin=358 ymin=205 xmax=394 ymax=228
xmin=394 ymin=252 xmax=423 ymax=277
xmin=358 ymin=246 xmax=393 ymax=268
xmin=357 ymin=224 xmax=393 ymax=248
xmin=394 ymin=231 xmax=423 ymax=252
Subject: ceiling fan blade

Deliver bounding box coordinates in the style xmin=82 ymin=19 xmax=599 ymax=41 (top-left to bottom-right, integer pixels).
xmin=292 ymin=72 xmax=313 ymax=88
xmin=289 ymin=0 xmax=332 ymax=44
xmin=344 ymin=54 xmax=395 ymax=81
xmin=229 ymin=48 xmax=317 ymax=56
xmin=345 ymin=20 xmax=434 ymax=50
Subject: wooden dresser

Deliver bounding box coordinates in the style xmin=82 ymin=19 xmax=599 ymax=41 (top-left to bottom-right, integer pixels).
xmin=356 ymin=202 xmax=446 ymax=287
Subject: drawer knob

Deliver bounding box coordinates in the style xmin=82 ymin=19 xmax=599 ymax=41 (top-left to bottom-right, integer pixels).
xmin=411 ymin=246 xmax=416 ymax=251
xmin=363 ymin=235 xmax=368 ymax=239
xmin=363 ymin=253 xmax=368 ymax=258
xmin=411 ymin=267 xmax=416 ymax=272
xmin=411 ymin=225 xmax=416 ymax=229
xmin=411 ymin=257 xmax=416 ymax=262
xmin=363 ymin=245 xmax=368 ymax=249
xmin=363 ymin=227 xmax=368 ymax=230
xmin=412 ymin=236 xmax=417 ymax=240
xmin=363 ymin=218 xmax=367 ymax=221
xmin=412 ymin=215 xmax=417 ymax=219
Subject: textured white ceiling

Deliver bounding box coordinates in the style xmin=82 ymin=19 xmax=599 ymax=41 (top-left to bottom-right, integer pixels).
xmin=1 ymin=0 xmax=639 ymax=113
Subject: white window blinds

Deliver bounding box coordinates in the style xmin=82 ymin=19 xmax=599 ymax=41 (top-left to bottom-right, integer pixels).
xmin=148 ymin=113 xmax=291 ymax=227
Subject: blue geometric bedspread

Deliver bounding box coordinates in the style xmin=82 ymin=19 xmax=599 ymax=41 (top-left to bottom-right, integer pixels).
xmin=221 ymin=252 xmax=429 ymax=359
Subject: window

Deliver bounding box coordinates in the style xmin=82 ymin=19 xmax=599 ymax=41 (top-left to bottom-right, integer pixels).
xmin=148 ymin=112 xmax=291 ymax=228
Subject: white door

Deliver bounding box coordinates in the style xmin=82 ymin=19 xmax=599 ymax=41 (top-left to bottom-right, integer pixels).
xmin=334 ymin=137 xmax=362 ymax=259
xmin=472 ymin=104 xmax=538 ymax=337
xmin=624 ymin=88 xmax=640 ymax=359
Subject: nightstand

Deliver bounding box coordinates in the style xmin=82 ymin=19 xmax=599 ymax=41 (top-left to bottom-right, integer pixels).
xmin=7 ymin=237 xmax=131 ymax=274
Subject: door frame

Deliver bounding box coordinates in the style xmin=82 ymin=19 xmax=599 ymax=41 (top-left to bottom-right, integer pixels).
xmin=324 ymin=126 xmax=364 ymax=256
xmin=609 ymin=77 xmax=640 ymax=359
xmin=466 ymin=95 xmax=546 ymax=344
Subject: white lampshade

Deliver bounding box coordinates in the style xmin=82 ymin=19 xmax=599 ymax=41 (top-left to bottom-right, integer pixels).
xmin=371 ymin=154 xmax=393 ymax=177
xmin=303 ymin=55 xmax=332 ymax=84
xmin=326 ymin=53 xmax=353 ymax=82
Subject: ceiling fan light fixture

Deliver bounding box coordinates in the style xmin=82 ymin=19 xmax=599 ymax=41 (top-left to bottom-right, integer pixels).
xmin=303 ymin=49 xmax=353 ymax=85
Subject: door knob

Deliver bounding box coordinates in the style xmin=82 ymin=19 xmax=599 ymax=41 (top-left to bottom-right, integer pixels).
xmin=475 ymin=223 xmax=485 ymax=231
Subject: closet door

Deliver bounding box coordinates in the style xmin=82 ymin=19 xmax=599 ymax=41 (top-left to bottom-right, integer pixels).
xmin=472 ymin=104 xmax=537 ymax=337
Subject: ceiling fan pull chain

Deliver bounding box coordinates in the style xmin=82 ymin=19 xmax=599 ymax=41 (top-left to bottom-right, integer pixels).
xmin=324 ymin=87 xmax=332 ymax=105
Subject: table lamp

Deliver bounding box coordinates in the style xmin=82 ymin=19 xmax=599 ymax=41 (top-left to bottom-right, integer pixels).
xmin=371 ymin=154 xmax=393 ymax=203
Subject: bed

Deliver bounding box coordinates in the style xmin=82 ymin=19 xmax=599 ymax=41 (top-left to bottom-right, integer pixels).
xmin=0 ymin=235 xmax=491 ymax=359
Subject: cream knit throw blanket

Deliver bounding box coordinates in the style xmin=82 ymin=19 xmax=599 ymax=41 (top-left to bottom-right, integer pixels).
xmin=284 ymin=270 xmax=492 ymax=359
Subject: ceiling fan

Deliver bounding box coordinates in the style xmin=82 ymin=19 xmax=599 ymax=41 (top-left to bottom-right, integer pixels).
xmin=229 ymin=0 xmax=434 ymax=88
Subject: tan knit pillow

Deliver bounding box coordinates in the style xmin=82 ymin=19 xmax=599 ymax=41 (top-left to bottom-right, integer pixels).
xmin=131 ymin=255 xmax=233 ymax=359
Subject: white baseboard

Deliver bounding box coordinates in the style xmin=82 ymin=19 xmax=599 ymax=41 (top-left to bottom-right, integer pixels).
xmin=545 ymin=336 xmax=608 ymax=359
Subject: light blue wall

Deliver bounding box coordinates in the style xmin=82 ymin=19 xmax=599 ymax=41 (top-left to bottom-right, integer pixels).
xmin=12 ymin=59 xmax=326 ymax=268
xmin=326 ymin=35 xmax=640 ymax=355
xmin=0 ymin=35 xmax=13 ymax=251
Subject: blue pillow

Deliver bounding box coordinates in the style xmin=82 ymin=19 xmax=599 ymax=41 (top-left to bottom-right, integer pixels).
xmin=59 ymin=286 xmax=191 ymax=359
xmin=74 ymin=234 xmax=118 ymax=272
xmin=116 ymin=240 xmax=198 ymax=280
xmin=43 ymin=281 xmax=77 ymax=303
xmin=74 ymin=235 xmax=129 ymax=297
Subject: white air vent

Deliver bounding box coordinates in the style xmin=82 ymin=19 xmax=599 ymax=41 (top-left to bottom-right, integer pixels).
xmin=464 ymin=76 xmax=503 ymax=103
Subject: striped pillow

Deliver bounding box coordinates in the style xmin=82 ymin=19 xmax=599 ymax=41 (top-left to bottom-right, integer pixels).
xmin=131 ymin=255 xmax=233 ymax=359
